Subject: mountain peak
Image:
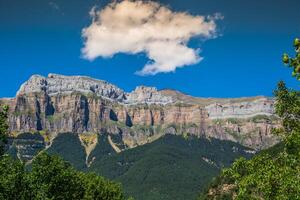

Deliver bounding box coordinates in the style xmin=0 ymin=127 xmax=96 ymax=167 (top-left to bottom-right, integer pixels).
xmin=125 ymin=85 xmax=174 ymax=105
xmin=16 ymin=73 xmax=175 ymax=105
xmin=17 ymin=73 xmax=126 ymax=101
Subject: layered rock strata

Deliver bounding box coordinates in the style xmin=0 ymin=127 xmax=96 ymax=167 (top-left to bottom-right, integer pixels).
xmin=0 ymin=74 xmax=279 ymax=151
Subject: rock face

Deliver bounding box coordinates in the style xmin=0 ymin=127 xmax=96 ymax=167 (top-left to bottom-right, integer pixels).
xmin=205 ymin=98 xmax=274 ymax=119
xmin=0 ymin=74 xmax=279 ymax=152
xmin=125 ymin=86 xmax=174 ymax=105
xmin=17 ymin=73 xmax=174 ymax=105
xmin=17 ymin=74 xmax=126 ymax=101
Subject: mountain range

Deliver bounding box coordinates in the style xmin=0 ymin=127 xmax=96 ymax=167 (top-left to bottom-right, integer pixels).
xmin=1 ymin=74 xmax=280 ymax=199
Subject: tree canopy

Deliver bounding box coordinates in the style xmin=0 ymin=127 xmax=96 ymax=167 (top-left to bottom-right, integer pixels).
xmin=0 ymin=153 xmax=127 ymax=200
xmin=198 ymin=39 xmax=300 ymax=200
xmin=283 ymin=38 xmax=300 ymax=80
xmin=0 ymin=105 xmax=8 ymax=156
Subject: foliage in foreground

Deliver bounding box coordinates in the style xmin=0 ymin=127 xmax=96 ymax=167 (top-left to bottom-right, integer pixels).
xmin=0 ymin=102 xmax=127 ymax=199
xmin=198 ymin=39 xmax=300 ymax=200
xmin=283 ymin=38 xmax=300 ymax=80
xmin=0 ymin=153 xmax=127 ymax=200
xmin=0 ymin=105 xmax=8 ymax=156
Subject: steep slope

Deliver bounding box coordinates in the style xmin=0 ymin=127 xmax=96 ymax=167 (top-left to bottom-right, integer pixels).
xmin=0 ymin=73 xmax=282 ymax=199
xmin=0 ymin=73 xmax=279 ymax=152
xmin=46 ymin=133 xmax=87 ymax=170
xmin=8 ymin=131 xmax=254 ymax=200
xmin=6 ymin=133 xmax=45 ymax=162
xmin=25 ymin=132 xmax=253 ymax=200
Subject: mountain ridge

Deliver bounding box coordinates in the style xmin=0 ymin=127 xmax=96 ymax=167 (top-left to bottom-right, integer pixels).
xmin=16 ymin=73 xmax=272 ymax=106
xmin=1 ymin=73 xmax=279 ymax=161
xmin=2 ymin=73 xmax=282 ymax=200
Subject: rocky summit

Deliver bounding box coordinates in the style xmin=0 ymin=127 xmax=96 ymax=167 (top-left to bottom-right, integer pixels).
xmin=1 ymin=74 xmax=280 ymax=161
xmin=16 ymin=73 xmax=174 ymax=105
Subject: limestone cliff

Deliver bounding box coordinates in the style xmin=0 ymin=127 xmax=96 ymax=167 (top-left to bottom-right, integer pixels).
xmin=0 ymin=74 xmax=279 ymax=154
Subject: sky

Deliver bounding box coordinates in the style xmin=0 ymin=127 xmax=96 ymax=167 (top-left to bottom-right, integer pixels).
xmin=0 ymin=0 xmax=299 ymax=98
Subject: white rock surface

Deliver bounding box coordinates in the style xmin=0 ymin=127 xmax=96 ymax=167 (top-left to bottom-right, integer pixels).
xmin=17 ymin=74 xmax=127 ymax=101
xmin=17 ymin=74 xmax=175 ymax=105
xmin=205 ymin=98 xmax=274 ymax=119
xmin=17 ymin=74 xmax=275 ymax=116
xmin=125 ymin=86 xmax=174 ymax=105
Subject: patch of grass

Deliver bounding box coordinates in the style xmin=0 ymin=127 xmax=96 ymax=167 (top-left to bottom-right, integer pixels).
xmin=12 ymin=110 xmax=35 ymax=117
xmin=79 ymin=132 xmax=97 ymax=147
xmin=104 ymin=120 xmax=128 ymax=129
xmin=227 ymin=118 xmax=241 ymax=124
xmin=250 ymin=114 xmax=279 ymax=123
xmin=174 ymin=102 xmax=193 ymax=107
xmin=212 ymin=119 xmax=225 ymax=125
xmin=47 ymin=114 xmax=63 ymax=123
xmin=224 ymin=128 xmax=240 ymax=139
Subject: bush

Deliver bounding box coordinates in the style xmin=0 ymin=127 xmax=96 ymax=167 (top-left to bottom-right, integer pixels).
xmin=0 ymin=153 xmax=127 ymax=200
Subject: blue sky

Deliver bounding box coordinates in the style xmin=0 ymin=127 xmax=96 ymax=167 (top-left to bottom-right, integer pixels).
xmin=0 ymin=0 xmax=299 ymax=98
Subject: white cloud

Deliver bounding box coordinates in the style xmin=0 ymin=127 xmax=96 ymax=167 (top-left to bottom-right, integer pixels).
xmin=81 ymin=0 xmax=221 ymax=75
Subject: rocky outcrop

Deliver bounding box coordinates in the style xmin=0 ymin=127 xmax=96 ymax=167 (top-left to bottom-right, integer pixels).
xmin=17 ymin=74 xmax=175 ymax=105
xmin=125 ymin=86 xmax=174 ymax=105
xmin=1 ymin=74 xmax=280 ymax=152
xmin=17 ymin=74 xmax=126 ymax=101
xmin=205 ymin=98 xmax=274 ymax=119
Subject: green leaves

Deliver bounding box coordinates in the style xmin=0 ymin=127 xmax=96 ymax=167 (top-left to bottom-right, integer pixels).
xmin=282 ymin=53 xmax=289 ymax=64
xmin=0 ymin=105 xmax=9 ymax=156
xmin=274 ymin=81 xmax=300 ymax=157
xmin=29 ymin=153 xmax=85 ymax=200
xmin=216 ymin=67 xmax=300 ymax=199
xmin=0 ymin=155 xmax=30 ymax=200
xmin=79 ymin=172 xmax=125 ymax=200
xmin=202 ymin=150 xmax=300 ymax=200
xmin=0 ymin=103 xmax=127 ymax=199
xmin=0 ymin=153 xmax=127 ymax=200
xmin=198 ymin=38 xmax=300 ymax=200
xmin=294 ymin=38 xmax=300 ymax=48
xmin=283 ymin=38 xmax=300 ymax=80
